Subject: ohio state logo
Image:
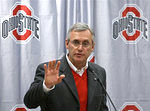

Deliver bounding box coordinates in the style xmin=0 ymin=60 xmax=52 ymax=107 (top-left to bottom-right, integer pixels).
xmin=11 ymin=104 xmax=29 ymax=111
xmin=1 ymin=2 xmax=39 ymax=43
xmin=112 ymin=4 xmax=148 ymax=44
xmin=119 ymin=102 xmax=143 ymax=111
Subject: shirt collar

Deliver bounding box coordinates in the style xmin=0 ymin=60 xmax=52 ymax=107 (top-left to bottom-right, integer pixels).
xmin=66 ymin=54 xmax=88 ymax=76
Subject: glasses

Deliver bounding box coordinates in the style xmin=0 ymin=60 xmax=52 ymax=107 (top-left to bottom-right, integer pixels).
xmin=70 ymin=40 xmax=91 ymax=48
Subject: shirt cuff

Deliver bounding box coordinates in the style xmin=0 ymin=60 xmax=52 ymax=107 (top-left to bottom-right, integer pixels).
xmin=43 ymin=80 xmax=55 ymax=93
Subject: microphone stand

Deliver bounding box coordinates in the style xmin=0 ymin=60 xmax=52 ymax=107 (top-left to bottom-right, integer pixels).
xmin=91 ymin=70 xmax=117 ymax=111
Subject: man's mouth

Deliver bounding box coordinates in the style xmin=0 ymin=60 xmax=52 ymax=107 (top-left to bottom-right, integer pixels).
xmin=75 ymin=53 xmax=83 ymax=57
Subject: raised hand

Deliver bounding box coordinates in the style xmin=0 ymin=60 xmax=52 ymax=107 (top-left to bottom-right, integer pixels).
xmin=44 ymin=60 xmax=65 ymax=88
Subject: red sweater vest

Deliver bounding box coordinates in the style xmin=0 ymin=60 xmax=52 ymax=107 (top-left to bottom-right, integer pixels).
xmin=71 ymin=69 xmax=88 ymax=111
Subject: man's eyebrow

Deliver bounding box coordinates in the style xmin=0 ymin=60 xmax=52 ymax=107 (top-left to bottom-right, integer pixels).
xmin=72 ymin=39 xmax=79 ymax=42
xmin=72 ymin=39 xmax=89 ymax=42
xmin=83 ymin=40 xmax=90 ymax=42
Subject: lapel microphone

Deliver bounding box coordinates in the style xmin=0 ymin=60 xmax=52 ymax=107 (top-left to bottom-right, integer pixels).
xmin=89 ymin=68 xmax=117 ymax=111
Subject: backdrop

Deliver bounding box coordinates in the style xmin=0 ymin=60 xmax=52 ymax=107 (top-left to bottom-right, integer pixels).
xmin=0 ymin=0 xmax=150 ymax=111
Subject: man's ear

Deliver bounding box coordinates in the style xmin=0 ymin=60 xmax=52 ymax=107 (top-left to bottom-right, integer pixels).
xmin=65 ymin=39 xmax=69 ymax=49
xmin=91 ymin=42 xmax=95 ymax=51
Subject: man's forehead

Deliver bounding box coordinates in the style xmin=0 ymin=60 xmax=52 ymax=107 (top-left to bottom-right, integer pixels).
xmin=71 ymin=38 xmax=90 ymax=41
xmin=72 ymin=29 xmax=92 ymax=34
xmin=70 ymin=30 xmax=92 ymax=38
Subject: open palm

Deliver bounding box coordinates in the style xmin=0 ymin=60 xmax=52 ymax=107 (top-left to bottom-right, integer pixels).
xmin=44 ymin=60 xmax=65 ymax=88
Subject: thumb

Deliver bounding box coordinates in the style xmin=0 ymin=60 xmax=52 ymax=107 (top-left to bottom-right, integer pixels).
xmin=57 ymin=74 xmax=65 ymax=83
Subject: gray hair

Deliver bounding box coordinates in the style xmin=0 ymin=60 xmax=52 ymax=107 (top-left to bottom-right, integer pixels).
xmin=66 ymin=23 xmax=95 ymax=43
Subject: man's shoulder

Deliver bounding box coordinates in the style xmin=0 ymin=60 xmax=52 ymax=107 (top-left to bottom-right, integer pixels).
xmin=88 ymin=62 xmax=105 ymax=73
xmin=89 ymin=62 xmax=105 ymax=69
xmin=88 ymin=62 xmax=106 ymax=81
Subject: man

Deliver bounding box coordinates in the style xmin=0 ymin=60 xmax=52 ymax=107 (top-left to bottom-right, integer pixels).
xmin=24 ymin=23 xmax=108 ymax=111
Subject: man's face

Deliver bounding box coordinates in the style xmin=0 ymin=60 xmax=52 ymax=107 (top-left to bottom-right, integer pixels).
xmin=66 ymin=30 xmax=94 ymax=68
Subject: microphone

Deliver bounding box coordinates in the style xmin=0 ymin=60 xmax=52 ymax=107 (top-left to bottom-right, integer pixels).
xmin=90 ymin=68 xmax=117 ymax=111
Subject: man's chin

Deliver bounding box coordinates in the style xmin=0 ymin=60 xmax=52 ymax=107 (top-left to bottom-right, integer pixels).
xmin=75 ymin=58 xmax=86 ymax=63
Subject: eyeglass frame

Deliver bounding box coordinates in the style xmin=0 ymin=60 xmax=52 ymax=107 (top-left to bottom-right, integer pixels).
xmin=68 ymin=39 xmax=94 ymax=48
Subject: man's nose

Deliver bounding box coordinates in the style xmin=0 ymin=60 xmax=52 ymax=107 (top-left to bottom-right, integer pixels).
xmin=77 ymin=44 xmax=83 ymax=50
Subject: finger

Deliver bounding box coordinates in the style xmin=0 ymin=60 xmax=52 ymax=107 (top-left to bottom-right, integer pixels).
xmin=56 ymin=61 xmax=61 ymax=70
xmin=48 ymin=61 xmax=52 ymax=69
xmin=51 ymin=60 xmax=56 ymax=69
xmin=44 ymin=64 xmax=48 ymax=76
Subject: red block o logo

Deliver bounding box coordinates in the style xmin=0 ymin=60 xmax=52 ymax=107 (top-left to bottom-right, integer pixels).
xmin=122 ymin=105 xmax=140 ymax=111
xmin=120 ymin=102 xmax=143 ymax=111
xmin=122 ymin=7 xmax=140 ymax=41
xmin=1 ymin=2 xmax=39 ymax=43
xmin=12 ymin=5 xmax=31 ymax=41
xmin=112 ymin=4 xmax=148 ymax=44
xmin=15 ymin=108 xmax=27 ymax=111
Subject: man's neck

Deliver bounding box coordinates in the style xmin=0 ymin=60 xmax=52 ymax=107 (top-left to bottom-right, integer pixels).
xmin=66 ymin=54 xmax=88 ymax=70
xmin=73 ymin=62 xmax=86 ymax=70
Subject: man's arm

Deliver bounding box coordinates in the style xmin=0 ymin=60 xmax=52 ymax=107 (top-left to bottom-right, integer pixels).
xmin=24 ymin=63 xmax=48 ymax=108
xmin=24 ymin=60 xmax=65 ymax=109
